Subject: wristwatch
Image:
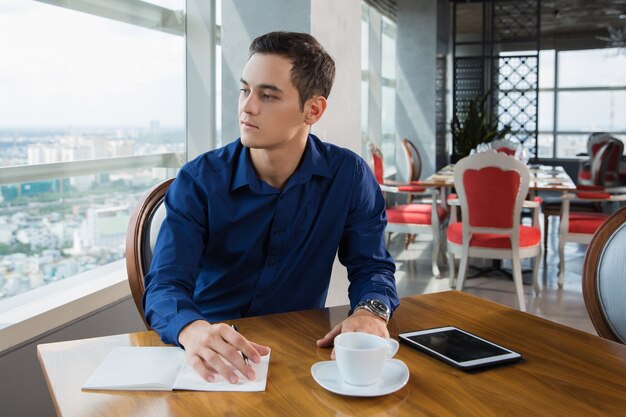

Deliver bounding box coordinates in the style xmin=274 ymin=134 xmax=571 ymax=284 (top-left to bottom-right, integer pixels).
xmin=354 ymin=299 xmax=391 ymax=323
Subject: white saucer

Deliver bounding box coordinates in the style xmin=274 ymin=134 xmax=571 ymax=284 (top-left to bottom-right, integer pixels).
xmin=311 ymin=359 xmax=409 ymax=397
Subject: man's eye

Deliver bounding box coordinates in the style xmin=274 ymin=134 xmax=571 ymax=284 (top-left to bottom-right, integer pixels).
xmin=240 ymin=88 xmax=250 ymax=95
xmin=262 ymin=94 xmax=275 ymax=101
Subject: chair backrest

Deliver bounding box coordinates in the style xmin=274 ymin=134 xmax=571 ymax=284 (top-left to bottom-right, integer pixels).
xmin=591 ymin=141 xmax=620 ymax=186
xmin=582 ymin=205 xmax=626 ymax=344
xmin=605 ymin=138 xmax=624 ymax=176
xmin=471 ymin=138 xmax=530 ymax=163
xmin=587 ymin=132 xmax=612 ymax=157
xmin=495 ymin=146 xmax=517 ymax=156
xmin=368 ymin=142 xmax=385 ymax=184
xmin=125 ymin=178 xmax=174 ymax=329
xmin=401 ymin=138 xmax=422 ymax=181
xmin=588 ymin=133 xmax=624 ymax=176
xmin=454 ymin=150 xmax=529 ymax=238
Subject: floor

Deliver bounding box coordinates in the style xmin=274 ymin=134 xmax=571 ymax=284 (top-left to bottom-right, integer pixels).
xmin=388 ymin=215 xmax=597 ymax=336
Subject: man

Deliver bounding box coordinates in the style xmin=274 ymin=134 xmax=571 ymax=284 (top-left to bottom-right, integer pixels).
xmin=144 ymin=31 xmax=398 ymax=385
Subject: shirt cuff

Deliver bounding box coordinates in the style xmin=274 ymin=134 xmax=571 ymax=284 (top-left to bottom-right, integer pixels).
xmin=357 ymin=291 xmax=398 ymax=316
xmin=166 ymin=309 xmax=208 ymax=347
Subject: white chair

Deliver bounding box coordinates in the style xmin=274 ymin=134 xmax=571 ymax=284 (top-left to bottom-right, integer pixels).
xmin=447 ymin=150 xmax=542 ymax=312
xmin=558 ymin=188 xmax=626 ymax=288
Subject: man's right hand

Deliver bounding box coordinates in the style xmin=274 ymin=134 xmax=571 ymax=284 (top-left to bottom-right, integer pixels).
xmin=178 ymin=320 xmax=271 ymax=384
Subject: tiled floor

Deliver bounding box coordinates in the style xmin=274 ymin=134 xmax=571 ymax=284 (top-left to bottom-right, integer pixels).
xmin=388 ymin=216 xmax=597 ymax=336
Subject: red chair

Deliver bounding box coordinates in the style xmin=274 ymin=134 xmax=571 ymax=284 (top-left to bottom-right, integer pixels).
xmin=369 ymin=142 xmax=447 ymax=277
xmin=578 ymin=133 xmax=624 ymax=187
xmin=447 ymin=150 xmax=542 ymax=311
xmin=496 ymin=146 xmax=516 ymax=156
xmin=557 ymin=188 xmax=626 ymax=288
xmin=543 ymin=140 xmax=622 ymax=253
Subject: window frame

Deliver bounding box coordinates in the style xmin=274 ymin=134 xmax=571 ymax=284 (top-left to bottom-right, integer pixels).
xmin=539 ymin=48 xmax=626 ymax=159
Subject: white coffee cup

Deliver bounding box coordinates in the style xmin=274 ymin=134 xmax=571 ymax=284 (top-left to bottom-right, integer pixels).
xmin=334 ymin=332 xmax=400 ymax=386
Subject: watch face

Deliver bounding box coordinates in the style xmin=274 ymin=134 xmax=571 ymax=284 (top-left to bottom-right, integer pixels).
xmin=356 ymin=299 xmax=390 ymax=321
xmin=371 ymin=299 xmax=387 ymax=313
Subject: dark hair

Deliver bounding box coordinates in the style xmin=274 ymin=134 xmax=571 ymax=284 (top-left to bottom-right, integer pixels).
xmin=249 ymin=31 xmax=336 ymax=110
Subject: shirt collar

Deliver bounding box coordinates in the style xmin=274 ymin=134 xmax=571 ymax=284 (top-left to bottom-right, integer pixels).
xmin=285 ymin=134 xmax=332 ymax=190
xmin=231 ymin=134 xmax=332 ymax=193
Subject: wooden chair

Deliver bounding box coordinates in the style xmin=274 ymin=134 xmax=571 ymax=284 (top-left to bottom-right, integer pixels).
xmin=401 ymin=138 xmax=422 ymax=182
xmin=125 ymin=178 xmax=174 ymax=329
xmin=447 ymin=150 xmax=542 ymax=312
xmin=582 ymin=205 xmax=626 ymax=344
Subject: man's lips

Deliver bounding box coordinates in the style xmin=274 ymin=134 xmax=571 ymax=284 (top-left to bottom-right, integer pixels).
xmin=241 ymin=121 xmax=259 ymax=129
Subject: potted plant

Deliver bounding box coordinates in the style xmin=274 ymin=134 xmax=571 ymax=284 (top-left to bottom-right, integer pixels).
xmin=450 ymin=90 xmax=512 ymax=162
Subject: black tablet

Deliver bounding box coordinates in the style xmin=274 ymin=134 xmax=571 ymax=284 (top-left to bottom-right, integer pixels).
xmin=399 ymin=327 xmax=523 ymax=371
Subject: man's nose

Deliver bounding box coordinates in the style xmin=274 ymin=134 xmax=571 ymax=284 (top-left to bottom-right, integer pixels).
xmin=240 ymin=94 xmax=259 ymax=115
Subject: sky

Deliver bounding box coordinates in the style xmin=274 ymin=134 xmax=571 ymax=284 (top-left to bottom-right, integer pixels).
xmin=0 ymin=0 xmax=185 ymax=127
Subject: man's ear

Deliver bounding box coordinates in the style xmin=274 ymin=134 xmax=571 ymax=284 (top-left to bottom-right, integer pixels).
xmin=304 ymin=96 xmax=327 ymax=125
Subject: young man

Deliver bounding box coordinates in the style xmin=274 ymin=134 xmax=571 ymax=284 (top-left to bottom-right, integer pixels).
xmin=144 ymin=31 xmax=398 ymax=384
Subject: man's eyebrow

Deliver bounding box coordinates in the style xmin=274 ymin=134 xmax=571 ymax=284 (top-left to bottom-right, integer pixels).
xmin=239 ymin=78 xmax=283 ymax=93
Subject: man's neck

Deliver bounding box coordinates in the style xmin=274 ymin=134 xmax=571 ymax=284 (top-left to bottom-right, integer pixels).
xmin=249 ymin=133 xmax=309 ymax=190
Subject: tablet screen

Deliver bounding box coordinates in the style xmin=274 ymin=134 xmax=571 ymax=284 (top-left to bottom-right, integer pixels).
xmin=406 ymin=328 xmax=509 ymax=362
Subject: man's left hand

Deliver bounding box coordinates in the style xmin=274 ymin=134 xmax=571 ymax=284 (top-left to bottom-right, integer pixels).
xmin=316 ymin=309 xmax=389 ymax=359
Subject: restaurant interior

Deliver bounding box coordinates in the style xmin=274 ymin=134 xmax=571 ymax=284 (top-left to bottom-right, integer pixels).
xmin=0 ymin=0 xmax=625 ymax=415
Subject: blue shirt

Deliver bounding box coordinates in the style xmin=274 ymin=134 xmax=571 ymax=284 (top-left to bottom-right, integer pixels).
xmin=144 ymin=134 xmax=398 ymax=345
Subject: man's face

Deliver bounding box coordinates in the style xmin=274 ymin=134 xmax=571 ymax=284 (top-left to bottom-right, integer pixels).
xmin=238 ymin=53 xmax=309 ymax=150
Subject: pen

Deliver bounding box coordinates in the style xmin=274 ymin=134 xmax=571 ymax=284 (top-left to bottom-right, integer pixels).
xmin=230 ymin=324 xmax=249 ymax=364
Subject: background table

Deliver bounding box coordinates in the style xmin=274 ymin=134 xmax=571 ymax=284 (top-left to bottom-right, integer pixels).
xmin=421 ymin=164 xmax=576 ymax=191
xmin=38 ymin=291 xmax=626 ymax=416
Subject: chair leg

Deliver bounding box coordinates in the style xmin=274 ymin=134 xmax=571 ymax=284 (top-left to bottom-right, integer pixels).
xmin=511 ymin=253 xmax=527 ymax=312
xmin=447 ymin=251 xmax=456 ymax=288
xmin=533 ymin=250 xmax=541 ymax=296
xmin=558 ymin=240 xmax=566 ymax=288
xmin=455 ymin=252 xmax=469 ymax=291
xmin=386 ymin=232 xmax=391 ymax=248
xmin=432 ymin=230 xmax=441 ymax=278
xmin=543 ymin=213 xmax=550 ymax=254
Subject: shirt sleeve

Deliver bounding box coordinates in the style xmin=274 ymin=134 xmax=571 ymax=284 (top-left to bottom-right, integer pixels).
xmin=338 ymin=158 xmax=400 ymax=315
xmin=143 ymin=167 xmax=209 ymax=345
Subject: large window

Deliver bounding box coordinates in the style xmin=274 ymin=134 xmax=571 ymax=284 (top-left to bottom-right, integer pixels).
xmin=380 ymin=16 xmax=397 ymax=170
xmin=361 ymin=3 xmax=397 ymax=172
xmin=0 ymin=0 xmax=185 ymax=301
xmin=538 ymin=48 xmax=626 ymax=158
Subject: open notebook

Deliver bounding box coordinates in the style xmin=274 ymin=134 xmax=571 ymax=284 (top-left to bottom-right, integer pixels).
xmin=82 ymin=346 xmax=270 ymax=392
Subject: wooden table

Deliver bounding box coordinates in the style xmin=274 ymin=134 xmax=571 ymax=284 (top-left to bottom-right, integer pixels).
xmin=421 ymin=164 xmax=576 ymax=191
xmin=38 ymin=291 xmax=626 ymax=417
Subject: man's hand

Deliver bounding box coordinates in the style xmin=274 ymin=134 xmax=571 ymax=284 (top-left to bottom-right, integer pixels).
xmin=178 ymin=320 xmax=271 ymax=384
xmin=316 ymin=309 xmax=389 ymax=359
